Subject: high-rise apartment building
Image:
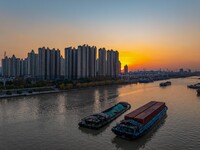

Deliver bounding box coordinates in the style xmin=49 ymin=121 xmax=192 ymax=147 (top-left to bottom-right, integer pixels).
xmin=107 ymin=50 xmax=120 ymax=77
xmin=89 ymin=46 xmax=97 ymax=78
xmin=72 ymin=48 xmax=77 ymax=79
xmin=98 ymin=48 xmax=107 ymax=77
xmin=65 ymin=47 xmax=73 ymax=80
xmin=2 ymin=56 xmax=9 ymax=77
xmin=60 ymin=55 xmax=65 ymax=78
xmin=38 ymin=47 xmax=61 ymax=80
xmin=2 ymin=55 xmax=28 ymax=78
xmin=38 ymin=47 xmax=46 ymax=79
xmin=1 ymin=45 xmax=120 ymax=80
xmin=65 ymin=45 xmax=97 ymax=80
xmin=27 ymin=50 xmax=39 ymax=78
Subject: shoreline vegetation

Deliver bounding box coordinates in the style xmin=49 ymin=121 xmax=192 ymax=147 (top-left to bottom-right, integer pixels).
xmin=0 ymin=79 xmax=133 ymax=99
xmin=0 ymin=75 xmax=199 ymax=99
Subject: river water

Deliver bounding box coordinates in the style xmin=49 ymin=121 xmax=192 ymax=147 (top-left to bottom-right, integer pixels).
xmin=0 ymin=77 xmax=200 ymax=150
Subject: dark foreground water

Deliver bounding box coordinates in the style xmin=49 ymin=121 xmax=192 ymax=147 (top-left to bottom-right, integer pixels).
xmin=1 ymin=77 xmax=200 ymax=150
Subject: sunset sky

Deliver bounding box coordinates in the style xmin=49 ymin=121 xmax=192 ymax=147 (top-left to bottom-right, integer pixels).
xmin=0 ymin=0 xmax=200 ymax=70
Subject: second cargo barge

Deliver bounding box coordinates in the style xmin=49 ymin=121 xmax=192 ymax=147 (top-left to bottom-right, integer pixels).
xmin=79 ymin=102 xmax=131 ymax=129
xmin=112 ymin=101 xmax=167 ymax=139
xmin=160 ymin=81 xmax=171 ymax=87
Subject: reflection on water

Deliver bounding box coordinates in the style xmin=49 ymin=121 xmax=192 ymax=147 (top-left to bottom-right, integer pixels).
xmin=0 ymin=77 xmax=200 ymax=150
xmin=79 ymin=125 xmax=109 ymax=136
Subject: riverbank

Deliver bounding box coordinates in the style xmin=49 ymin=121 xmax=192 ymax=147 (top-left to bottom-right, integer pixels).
xmin=1 ymin=76 xmax=198 ymax=99
xmin=0 ymin=80 xmax=133 ymax=99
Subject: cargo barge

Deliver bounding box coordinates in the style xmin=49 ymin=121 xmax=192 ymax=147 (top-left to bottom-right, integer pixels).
xmin=112 ymin=101 xmax=167 ymax=139
xmin=160 ymin=81 xmax=171 ymax=87
xmin=187 ymin=83 xmax=200 ymax=89
xmin=79 ymin=102 xmax=131 ymax=129
xmin=139 ymin=78 xmax=153 ymax=83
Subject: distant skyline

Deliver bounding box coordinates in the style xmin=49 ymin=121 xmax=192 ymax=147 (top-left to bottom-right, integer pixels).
xmin=0 ymin=0 xmax=200 ymax=70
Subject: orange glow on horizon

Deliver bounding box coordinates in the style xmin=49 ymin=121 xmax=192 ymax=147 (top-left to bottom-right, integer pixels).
xmin=1 ymin=1 xmax=200 ymax=70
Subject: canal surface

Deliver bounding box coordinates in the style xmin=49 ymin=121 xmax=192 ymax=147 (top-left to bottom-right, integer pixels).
xmin=0 ymin=77 xmax=200 ymax=150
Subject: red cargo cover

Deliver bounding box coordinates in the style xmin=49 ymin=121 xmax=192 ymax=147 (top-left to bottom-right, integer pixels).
xmin=124 ymin=101 xmax=157 ymax=120
xmin=134 ymin=102 xmax=166 ymax=124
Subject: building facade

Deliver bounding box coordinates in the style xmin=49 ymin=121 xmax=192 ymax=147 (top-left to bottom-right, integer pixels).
xmin=27 ymin=50 xmax=39 ymax=78
xmin=2 ymin=55 xmax=28 ymax=78
xmin=65 ymin=45 xmax=97 ymax=80
xmin=98 ymin=48 xmax=107 ymax=77
xmin=107 ymin=50 xmax=120 ymax=77
xmin=38 ymin=47 xmax=61 ymax=80
xmin=1 ymin=45 xmax=120 ymax=80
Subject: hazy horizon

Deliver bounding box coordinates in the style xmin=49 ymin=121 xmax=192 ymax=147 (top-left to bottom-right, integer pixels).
xmin=0 ymin=0 xmax=200 ymax=70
